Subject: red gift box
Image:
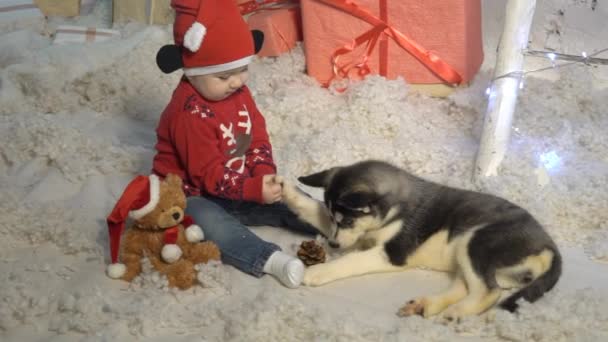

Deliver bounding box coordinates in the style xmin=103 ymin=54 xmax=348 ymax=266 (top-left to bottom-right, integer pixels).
xmin=301 ymin=0 xmax=483 ymax=91
xmin=239 ymin=0 xmax=302 ymax=57
xmin=247 ymin=6 xmax=302 ymax=57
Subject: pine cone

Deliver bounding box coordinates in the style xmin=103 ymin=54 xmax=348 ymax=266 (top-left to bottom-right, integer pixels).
xmin=297 ymin=240 xmax=326 ymax=266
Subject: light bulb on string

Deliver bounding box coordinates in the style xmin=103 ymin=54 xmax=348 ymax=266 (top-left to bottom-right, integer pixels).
xmin=484 ymin=47 xmax=608 ymax=98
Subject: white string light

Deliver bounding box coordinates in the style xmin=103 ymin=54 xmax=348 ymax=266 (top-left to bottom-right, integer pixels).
xmin=485 ymin=47 xmax=608 ymax=96
xmin=481 ymin=47 xmax=608 ymax=175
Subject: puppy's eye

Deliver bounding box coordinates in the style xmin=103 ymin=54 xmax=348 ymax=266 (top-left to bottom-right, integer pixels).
xmin=339 ymin=217 xmax=354 ymax=227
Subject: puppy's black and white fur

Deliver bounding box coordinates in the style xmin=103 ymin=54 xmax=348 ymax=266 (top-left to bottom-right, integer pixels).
xmin=281 ymin=160 xmax=561 ymax=319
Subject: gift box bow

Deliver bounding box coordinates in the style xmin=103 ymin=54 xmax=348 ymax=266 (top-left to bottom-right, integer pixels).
xmin=316 ymin=0 xmax=463 ymax=86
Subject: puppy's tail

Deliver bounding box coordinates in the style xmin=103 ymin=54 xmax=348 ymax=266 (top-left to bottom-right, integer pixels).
xmin=499 ymin=247 xmax=562 ymax=312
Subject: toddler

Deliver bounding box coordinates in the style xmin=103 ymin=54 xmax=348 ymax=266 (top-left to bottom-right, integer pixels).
xmin=152 ymin=0 xmax=317 ymax=288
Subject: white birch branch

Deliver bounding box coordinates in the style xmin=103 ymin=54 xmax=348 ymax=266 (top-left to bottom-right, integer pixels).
xmin=474 ymin=0 xmax=537 ymax=179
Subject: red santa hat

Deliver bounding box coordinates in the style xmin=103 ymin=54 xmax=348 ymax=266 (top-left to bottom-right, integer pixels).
xmin=170 ymin=0 xmax=255 ymax=76
xmin=106 ymin=174 xmax=161 ymax=279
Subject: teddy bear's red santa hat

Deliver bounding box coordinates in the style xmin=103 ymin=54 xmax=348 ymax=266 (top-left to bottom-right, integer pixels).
xmin=106 ymin=175 xmax=160 ymax=279
xmin=172 ymin=0 xmax=255 ymax=76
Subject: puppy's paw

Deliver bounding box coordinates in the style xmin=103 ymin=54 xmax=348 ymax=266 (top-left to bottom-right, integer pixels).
xmin=281 ymin=181 xmax=309 ymax=210
xmin=280 ymin=180 xmax=298 ymax=199
xmin=397 ymin=298 xmax=427 ymax=317
xmin=302 ymin=264 xmax=335 ymax=286
xmin=440 ymin=307 xmax=463 ymax=324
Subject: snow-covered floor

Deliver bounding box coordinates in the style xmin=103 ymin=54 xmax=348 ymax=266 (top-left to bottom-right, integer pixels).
xmin=1 ymin=0 xmax=607 ymax=340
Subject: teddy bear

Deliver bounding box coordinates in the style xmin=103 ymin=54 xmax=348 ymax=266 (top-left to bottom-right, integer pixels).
xmin=105 ymin=173 xmax=221 ymax=289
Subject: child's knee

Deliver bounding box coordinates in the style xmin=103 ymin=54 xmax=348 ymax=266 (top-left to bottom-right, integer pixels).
xmin=186 ymin=196 xmax=208 ymax=212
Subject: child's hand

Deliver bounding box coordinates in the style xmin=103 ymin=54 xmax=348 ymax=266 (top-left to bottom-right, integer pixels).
xmin=262 ymin=174 xmax=282 ymax=204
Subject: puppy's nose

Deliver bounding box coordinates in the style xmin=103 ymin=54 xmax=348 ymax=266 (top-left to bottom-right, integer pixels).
xmin=328 ymin=241 xmax=340 ymax=249
xmin=172 ymin=212 xmax=181 ymax=221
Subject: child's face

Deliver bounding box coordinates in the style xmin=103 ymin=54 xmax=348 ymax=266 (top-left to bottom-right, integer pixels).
xmin=187 ymin=66 xmax=249 ymax=101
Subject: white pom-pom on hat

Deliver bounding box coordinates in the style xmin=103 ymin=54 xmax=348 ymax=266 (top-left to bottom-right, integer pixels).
xmin=107 ymin=263 xmax=126 ymax=279
xmin=184 ymin=21 xmax=206 ymax=52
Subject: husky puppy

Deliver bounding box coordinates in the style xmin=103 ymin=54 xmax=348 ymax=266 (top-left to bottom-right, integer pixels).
xmin=280 ymin=160 xmax=561 ymax=319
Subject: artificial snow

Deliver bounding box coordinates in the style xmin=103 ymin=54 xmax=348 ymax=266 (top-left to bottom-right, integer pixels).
xmin=1 ymin=0 xmax=607 ymax=341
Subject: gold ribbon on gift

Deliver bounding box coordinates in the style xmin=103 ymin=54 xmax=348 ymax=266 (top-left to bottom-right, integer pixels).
xmin=317 ymin=0 xmax=463 ymax=87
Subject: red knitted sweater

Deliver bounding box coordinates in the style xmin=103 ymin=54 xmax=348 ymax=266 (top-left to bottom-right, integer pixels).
xmin=152 ymin=79 xmax=276 ymax=203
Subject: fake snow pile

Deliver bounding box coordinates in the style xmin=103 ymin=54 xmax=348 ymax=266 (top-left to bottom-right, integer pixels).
xmin=1 ymin=0 xmax=607 ymax=340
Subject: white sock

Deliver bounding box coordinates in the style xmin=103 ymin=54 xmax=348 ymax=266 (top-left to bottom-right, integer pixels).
xmin=263 ymin=251 xmax=304 ymax=288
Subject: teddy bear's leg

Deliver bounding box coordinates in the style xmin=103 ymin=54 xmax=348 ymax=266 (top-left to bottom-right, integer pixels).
xmin=149 ymin=256 xmax=197 ymax=289
xmin=163 ymin=259 xmax=197 ymax=289
xmin=148 ymin=255 xmax=168 ymax=273
xmin=185 ymin=241 xmax=222 ymax=265
xmin=119 ymin=231 xmax=152 ymax=282
xmin=120 ymin=251 xmax=143 ymax=282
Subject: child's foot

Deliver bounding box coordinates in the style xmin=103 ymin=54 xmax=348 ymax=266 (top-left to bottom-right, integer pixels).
xmin=263 ymin=251 xmax=304 ymax=288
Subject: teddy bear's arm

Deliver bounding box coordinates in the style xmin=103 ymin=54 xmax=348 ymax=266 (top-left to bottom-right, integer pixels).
xmin=182 ymin=215 xmax=205 ymax=242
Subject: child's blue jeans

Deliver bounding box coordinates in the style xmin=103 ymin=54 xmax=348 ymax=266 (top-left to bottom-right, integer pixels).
xmin=185 ymin=196 xmax=318 ymax=277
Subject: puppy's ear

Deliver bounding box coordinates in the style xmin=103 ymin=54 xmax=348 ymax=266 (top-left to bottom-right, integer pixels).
xmin=298 ymin=167 xmax=339 ymax=188
xmin=336 ymin=192 xmax=377 ymax=212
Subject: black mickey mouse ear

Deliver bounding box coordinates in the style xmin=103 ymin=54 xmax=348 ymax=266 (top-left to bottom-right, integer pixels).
xmin=156 ymin=44 xmax=184 ymax=74
xmin=252 ymin=30 xmax=264 ymax=54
